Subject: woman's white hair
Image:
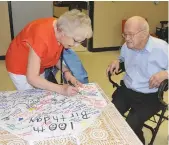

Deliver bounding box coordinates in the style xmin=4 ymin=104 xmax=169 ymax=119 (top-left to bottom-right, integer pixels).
xmin=57 ymin=9 xmax=93 ymax=39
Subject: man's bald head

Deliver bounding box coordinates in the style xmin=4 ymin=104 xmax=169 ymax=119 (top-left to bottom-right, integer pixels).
xmin=123 ymin=16 xmax=150 ymax=50
xmin=125 ymin=16 xmax=149 ymax=33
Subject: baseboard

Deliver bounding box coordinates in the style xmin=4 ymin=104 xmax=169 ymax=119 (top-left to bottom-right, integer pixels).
xmin=89 ymin=46 xmax=120 ymax=52
xmin=0 ymin=56 xmax=5 ymax=60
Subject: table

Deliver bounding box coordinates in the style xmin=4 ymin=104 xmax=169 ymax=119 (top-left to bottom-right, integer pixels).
xmin=0 ymin=84 xmax=143 ymax=145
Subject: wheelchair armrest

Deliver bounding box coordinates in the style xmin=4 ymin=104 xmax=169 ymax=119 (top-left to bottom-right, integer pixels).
xmin=158 ymin=79 xmax=168 ymax=107
xmin=108 ymin=62 xmax=125 ymax=88
xmin=119 ymin=62 xmax=125 ymax=73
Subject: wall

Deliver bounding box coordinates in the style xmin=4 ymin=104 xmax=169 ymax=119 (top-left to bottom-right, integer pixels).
xmin=0 ymin=2 xmax=11 ymax=56
xmin=93 ymin=1 xmax=168 ymax=48
xmin=11 ymin=1 xmax=53 ymax=36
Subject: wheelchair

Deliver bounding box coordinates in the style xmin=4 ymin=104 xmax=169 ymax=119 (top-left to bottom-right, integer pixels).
xmin=108 ymin=62 xmax=168 ymax=145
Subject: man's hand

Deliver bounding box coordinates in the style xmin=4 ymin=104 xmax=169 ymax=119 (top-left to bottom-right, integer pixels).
xmin=106 ymin=60 xmax=120 ymax=76
xmin=149 ymin=71 xmax=168 ymax=88
xmin=64 ymin=71 xmax=83 ymax=87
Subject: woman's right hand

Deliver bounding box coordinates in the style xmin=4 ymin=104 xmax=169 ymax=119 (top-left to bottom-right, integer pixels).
xmin=60 ymin=84 xmax=79 ymax=96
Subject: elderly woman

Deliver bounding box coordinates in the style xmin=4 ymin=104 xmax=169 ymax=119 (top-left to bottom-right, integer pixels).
xmin=5 ymin=9 xmax=92 ymax=96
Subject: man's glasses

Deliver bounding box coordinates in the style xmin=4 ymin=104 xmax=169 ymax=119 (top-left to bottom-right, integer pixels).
xmin=122 ymin=29 xmax=146 ymax=39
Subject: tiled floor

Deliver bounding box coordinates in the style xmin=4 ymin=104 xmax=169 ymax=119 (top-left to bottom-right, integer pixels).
xmin=0 ymin=50 xmax=168 ymax=145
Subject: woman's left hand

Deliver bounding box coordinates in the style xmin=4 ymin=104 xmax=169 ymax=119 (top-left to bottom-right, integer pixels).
xmin=64 ymin=71 xmax=83 ymax=87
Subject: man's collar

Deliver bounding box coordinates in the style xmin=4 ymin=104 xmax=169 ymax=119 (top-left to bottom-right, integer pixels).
xmin=144 ymin=35 xmax=153 ymax=53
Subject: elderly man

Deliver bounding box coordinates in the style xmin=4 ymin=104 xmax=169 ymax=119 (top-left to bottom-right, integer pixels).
xmin=106 ymin=16 xmax=168 ymax=144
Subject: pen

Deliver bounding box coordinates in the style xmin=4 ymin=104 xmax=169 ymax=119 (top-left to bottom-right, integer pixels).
xmin=67 ymin=81 xmax=82 ymax=95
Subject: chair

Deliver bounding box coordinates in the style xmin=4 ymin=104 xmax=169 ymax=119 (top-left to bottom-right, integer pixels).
xmin=156 ymin=21 xmax=168 ymax=43
xmin=108 ymin=62 xmax=168 ymax=145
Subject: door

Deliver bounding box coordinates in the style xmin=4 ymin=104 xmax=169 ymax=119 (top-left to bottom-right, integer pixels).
xmin=11 ymin=1 xmax=53 ymax=37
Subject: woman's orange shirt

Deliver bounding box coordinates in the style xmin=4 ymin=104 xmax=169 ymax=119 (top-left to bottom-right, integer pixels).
xmin=5 ymin=17 xmax=63 ymax=75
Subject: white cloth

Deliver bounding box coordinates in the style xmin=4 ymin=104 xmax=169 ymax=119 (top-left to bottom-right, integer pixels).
xmin=8 ymin=72 xmax=45 ymax=91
